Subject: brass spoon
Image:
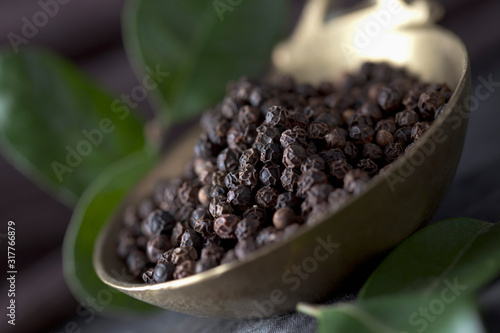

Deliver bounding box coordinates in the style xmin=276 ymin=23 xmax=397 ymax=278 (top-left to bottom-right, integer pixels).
xmin=94 ymin=0 xmax=470 ymax=318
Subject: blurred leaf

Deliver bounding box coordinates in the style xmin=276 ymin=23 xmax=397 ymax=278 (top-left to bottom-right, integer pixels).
xmin=298 ymin=295 xmax=485 ymax=333
xmin=63 ymin=149 xmax=157 ymax=313
xmin=0 ymin=48 xmax=146 ymax=205
xmin=123 ymin=0 xmax=290 ymax=125
xmin=359 ymin=218 xmax=500 ymax=299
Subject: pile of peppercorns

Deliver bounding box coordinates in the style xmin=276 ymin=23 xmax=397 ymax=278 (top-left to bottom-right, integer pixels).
xmin=117 ymin=62 xmax=451 ymax=284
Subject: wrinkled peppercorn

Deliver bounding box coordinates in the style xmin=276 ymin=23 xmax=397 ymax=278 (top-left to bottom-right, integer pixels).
xmin=235 ymin=218 xmax=260 ymax=241
xmin=298 ymin=170 xmax=328 ymax=196
xmin=153 ymin=262 xmax=176 ymax=283
xmin=349 ymin=123 xmax=375 ymax=144
xmin=255 ymin=186 xmax=279 ymax=209
xmin=357 ymin=158 xmax=379 ymax=176
xmin=260 ymin=163 xmax=282 ymax=187
xmin=214 ymin=214 xmax=240 ymax=239
xmin=375 ymin=118 xmax=397 ymax=133
xmin=384 ymin=142 xmax=405 ymax=162
xmin=378 ymin=86 xmax=402 ymax=112
xmin=411 ymin=122 xmax=430 ymax=140
xmin=209 ymin=197 xmax=234 ymax=218
xmin=239 ymin=165 xmax=258 ymax=188
xmin=142 ymin=210 xmax=175 ymax=237
xmin=418 ymin=90 xmax=445 ymax=120
xmin=282 ymin=144 xmax=307 ymax=169
xmin=395 ymin=110 xmax=420 ymax=127
xmin=227 ymin=186 xmax=253 ymax=211
xmin=344 ymin=169 xmax=370 ymax=194
xmin=280 ymin=126 xmax=308 ymax=148
xmin=243 ymin=205 xmax=268 ymax=225
xmin=325 ymin=128 xmax=347 ymax=149
xmin=260 ymin=143 xmax=282 ymax=164
xmin=147 ymin=234 xmax=171 ymax=263
xmin=308 ymin=121 xmax=330 ymax=139
xmin=239 ymin=148 xmax=261 ymax=168
xmin=174 ymin=260 xmax=195 ymax=279
xmin=363 ymin=143 xmax=383 ymax=161
xmin=180 ymin=229 xmax=202 ymax=249
xmin=394 ymin=127 xmax=412 ymax=145
xmin=171 ymin=246 xmax=198 ymax=265
xmin=275 ymin=192 xmax=300 ymax=211
xmin=217 ymin=148 xmax=239 ymax=172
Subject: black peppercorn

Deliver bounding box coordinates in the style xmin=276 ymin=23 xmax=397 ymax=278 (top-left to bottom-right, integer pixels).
xmin=221 ymin=97 xmax=239 ymax=119
xmin=411 ymin=122 xmax=430 ymax=140
xmin=280 ymin=167 xmax=301 ymax=192
xmin=235 ymin=218 xmax=261 ymax=241
xmin=375 ymin=118 xmax=397 ymax=133
xmin=395 ymin=110 xmax=420 ymax=127
xmin=275 ymin=192 xmax=300 ymax=211
xmin=418 ymin=90 xmax=445 ymax=120
xmin=193 ymin=219 xmax=214 ymax=237
xmin=260 ymin=143 xmax=282 ymax=164
xmin=282 ymin=144 xmax=307 ymax=169
xmin=343 ymin=142 xmax=359 ymax=162
xmin=259 ymin=163 xmax=282 ymax=187
xmin=243 ymin=205 xmax=268 ymax=225
xmin=126 ymin=250 xmax=148 ymax=277
xmin=239 ymin=165 xmax=259 ymax=188
xmin=280 ymin=127 xmax=308 ymax=148
xmin=142 ymin=268 xmax=155 ymax=284
xmin=239 ymin=148 xmax=261 ymax=169
xmin=308 ymin=121 xmax=330 ymax=139
xmin=329 ymin=159 xmax=353 ymax=181
xmin=363 ymin=143 xmax=383 ymax=161
xmin=227 ymin=185 xmax=253 ymax=211
xmin=376 ymin=130 xmax=394 ymax=147
xmin=357 ymin=158 xmax=379 ymax=176
xmin=360 ymin=102 xmax=383 ymax=121
xmin=394 ymin=127 xmax=412 ymax=145
xmin=265 ymin=105 xmax=289 ymax=130
xmin=349 ymin=125 xmax=374 ymax=144
xmin=301 ymin=154 xmax=325 ymax=173
xmin=378 ymin=86 xmax=402 ymax=112
xmin=297 ymin=170 xmax=328 ymax=196
xmin=153 ymin=262 xmax=176 ymax=283
xmin=224 ymin=170 xmax=240 ymax=190
xmin=174 ymin=260 xmax=195 ymax=279
xmin=238 ymin=105 xmax=261 ymax=125
xmin=384 ymin=142 xmax=405 ymax=162
xmin=171 ymin=246 xmax=198 ymax=265
xmin=196 ymin=133 xmax=220 ymax=160
xmin=343 ymin=169 xmax=370 ymax=194
xmin=147 ymin=234 xmax=171 ymax=263
xmin=217 ymin=148 xmax=240 ymax=172
xmin=209 ymin=197 xmax=234 ymax=218
xmin=256 ymin=227 xmax=282 ymax=247
xmin=142 ymin=210 xmax=176 ymax=237
xmin=180 ymin=229 xmax=202 ymax=249
xmin=255 ymin=186 xmax=279 ymax=209
xmin=214 ymin=214 xmax=240 ymax=239
xmin=325 ymin=128 xmax=347 ymax=149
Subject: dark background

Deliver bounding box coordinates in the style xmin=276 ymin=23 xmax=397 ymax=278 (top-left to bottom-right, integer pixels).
xmin=0 ymin=0 xmax=499 ymax=332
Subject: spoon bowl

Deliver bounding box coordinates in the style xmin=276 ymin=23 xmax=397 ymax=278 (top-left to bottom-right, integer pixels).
xmin=94 ymin=0 xmax=470 ymax=318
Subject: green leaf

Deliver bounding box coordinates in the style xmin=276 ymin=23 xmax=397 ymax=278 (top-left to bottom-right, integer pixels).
xmin=123 ymin=0 xmax=290 ymax=125
xmin=298 ymin=295 xmax=485 ymax=333
xmin=0 ymin=48 xmax=146 ymax=205
xmin=359 ymin=218 xmax=500 ymax=299
xmin=63 ymin=149 xmax=157 ymax=313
